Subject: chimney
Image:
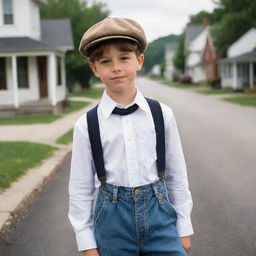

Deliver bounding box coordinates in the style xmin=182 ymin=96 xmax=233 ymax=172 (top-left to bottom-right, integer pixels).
xmin=202 ymin=18 xmax=209 ymax=27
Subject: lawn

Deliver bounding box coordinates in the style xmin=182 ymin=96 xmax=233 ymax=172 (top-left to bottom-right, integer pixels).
xmin=0 ymin=101 xmax=90 ymax=125
xmin=162 ymin=81 xmax=208 ymax=89
xmin=196 ymin=88 xmax=235 ymax=94
xmin=0 ymin=142 xmax=57 ymax=190
xmin=56 ymin=128 xmax=73 ymax=144
xmin=68 ymin=87 xmax=104 ymax=98
xmin=223 ymin=96 xmax=256 ymax=107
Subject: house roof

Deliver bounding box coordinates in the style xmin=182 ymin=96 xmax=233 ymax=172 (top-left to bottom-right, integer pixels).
xmin=0 ymin=19 xmax=74 ymax=54
xmin=185 ymin=25 xmax=205 ymax=48
xmin=219 ymin=50 xmax=256 ymax=63
xmin=165 ymin=42 xmax=178 ymax=52
xmin=41 ymin=19 xmax=74 ymax=50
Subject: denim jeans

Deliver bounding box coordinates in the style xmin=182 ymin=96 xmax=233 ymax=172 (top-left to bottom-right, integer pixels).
xmin=93 ymin=179 xmax=187 ymax=255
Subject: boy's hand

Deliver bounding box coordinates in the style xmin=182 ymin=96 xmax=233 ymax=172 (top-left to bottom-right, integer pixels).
xmin=180 ymin=236 xmax=191 ymax=254
xmin=82 ymin=248 xmax=100 ymax=256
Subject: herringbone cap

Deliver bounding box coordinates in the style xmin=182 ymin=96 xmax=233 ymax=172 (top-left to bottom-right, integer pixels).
xmin=79 ymin=17 xmax=147 ymax=57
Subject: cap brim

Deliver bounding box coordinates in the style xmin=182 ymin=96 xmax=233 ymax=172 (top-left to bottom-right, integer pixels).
xmin=81 ymin=35 xmax=140 ymax=57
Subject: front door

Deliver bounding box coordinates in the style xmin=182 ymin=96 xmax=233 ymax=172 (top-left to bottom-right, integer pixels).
xmin=37 ymin=56 xmax=48 ymax=98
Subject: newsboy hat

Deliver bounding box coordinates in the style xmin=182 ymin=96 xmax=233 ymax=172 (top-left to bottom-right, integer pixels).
xmin=79 ymin=17 xmax=147 ymax=57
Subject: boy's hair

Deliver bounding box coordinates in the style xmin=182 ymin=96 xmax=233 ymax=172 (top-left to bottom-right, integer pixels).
xmin=87 ymin=38 xmax=142 ymax=63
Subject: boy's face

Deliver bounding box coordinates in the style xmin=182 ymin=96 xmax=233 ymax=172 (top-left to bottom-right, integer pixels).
xmin=89 ymin=45 xmax=144 ymax=94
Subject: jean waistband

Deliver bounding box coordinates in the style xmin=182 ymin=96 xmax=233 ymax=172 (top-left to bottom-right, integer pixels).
xmin=99 ymin=179 xmax=166 ymax=202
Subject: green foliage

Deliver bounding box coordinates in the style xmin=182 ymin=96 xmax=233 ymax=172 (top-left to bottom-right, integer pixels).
xmin=40 ymin=0 xmax=110 ymax=89
xmin=68 ymin=87 xmax=104 ymax=98
xmin=212 ymin=0 xmax=256 ymax=56
xmin=144 ymin=34 xmax=178 ymax=73
xmin=0 ymin=101 xmax=90 ymax=125
xmin=56 ymin=128 xmax=73 ymax=144
xmin=0 ymin=142 xmax=57 ymax=189
xmin=173 ymin=33 xmax=185 ymax=72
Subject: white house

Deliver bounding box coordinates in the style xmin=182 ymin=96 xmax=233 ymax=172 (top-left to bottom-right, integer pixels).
xmin=219 ymin=28 xmax=256 ymax=90
xmin=0 ymin=0 xmax=74 ymax=116
xmin=150 ymin=64 xmax=161 ymax=77
xmin=164 ymin=42 xmax=178 ymax=81
xmin=185 ymin=25 xmax=208 ymax=83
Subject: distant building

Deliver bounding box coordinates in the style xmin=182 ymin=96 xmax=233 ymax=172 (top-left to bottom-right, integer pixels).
xmin=164 ymin=42 xmax=178 ymax=81
xmin=219 ymin=28 xmax=256 ymax=90
xmin=0 ymin=0 xmax=74 ymax=117
xmin=185 ymin=24 xmax=207 ymax=83
xmin=150 ymin=64 xmax=161 ymax=77
xmin=202 ymin=29 xmax=220 ymax=83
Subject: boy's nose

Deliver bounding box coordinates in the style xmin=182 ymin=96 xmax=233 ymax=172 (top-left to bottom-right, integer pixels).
xmin=112 ymin=61 xmax=121 ymax=72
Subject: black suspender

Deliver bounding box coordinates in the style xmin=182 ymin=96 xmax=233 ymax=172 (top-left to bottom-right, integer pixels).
xmin=86 ymin=105 xmax=106 ymax=186
xmin=145 ymin=98 xmax=166 ymax=179
xmin=86 ymin=97 xmax=166 ymax=186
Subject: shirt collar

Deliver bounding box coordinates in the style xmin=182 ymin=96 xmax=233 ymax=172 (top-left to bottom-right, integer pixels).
xmin=99 ymin=88 xmax=151 ymax=120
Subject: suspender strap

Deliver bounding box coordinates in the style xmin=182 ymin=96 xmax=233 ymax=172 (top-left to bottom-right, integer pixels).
xmin=86 ymin=105 xmax=106 ymax=187
xmin=145 ymin=97 xmax=166 ymax=179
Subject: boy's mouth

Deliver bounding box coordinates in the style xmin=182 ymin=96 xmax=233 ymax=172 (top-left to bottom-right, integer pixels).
xmin=110 ymin=76 xmax=125 ymax=80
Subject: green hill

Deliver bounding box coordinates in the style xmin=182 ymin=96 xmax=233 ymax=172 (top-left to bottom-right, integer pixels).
xmin=143 ymin=34 xmax=178 ymax=73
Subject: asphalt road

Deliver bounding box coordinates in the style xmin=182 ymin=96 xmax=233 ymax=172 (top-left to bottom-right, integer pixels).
xmin=1 ymin=77 xmax=256 ymax=256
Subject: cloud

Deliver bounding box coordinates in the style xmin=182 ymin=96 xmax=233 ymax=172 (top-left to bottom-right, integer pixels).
xmin=88 ymin=0 xmax=216 ymax=41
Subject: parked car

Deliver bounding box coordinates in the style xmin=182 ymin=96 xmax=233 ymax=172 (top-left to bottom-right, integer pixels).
xmin=178 ymin=74 xmax=192 ymax=84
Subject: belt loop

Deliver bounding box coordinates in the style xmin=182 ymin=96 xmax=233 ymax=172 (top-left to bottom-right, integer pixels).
xmin=152 ymin=182 xmax=164 ymax=203
xmin=112 ymin=185 xmax=118 ymax=203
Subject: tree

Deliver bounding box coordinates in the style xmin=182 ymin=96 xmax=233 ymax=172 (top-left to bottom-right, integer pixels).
xmin=173 ymin=33 xmax=185 ymax=72
xmin=40 ymin=0 xmax=109 ymax=90
xmin=212 ymin=0 xmax=256 ymax=56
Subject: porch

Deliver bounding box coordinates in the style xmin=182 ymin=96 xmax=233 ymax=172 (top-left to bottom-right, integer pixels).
xmin=0 ymin=52 xmax=66 ymax=115
xmin=219 ymin=51 xmax=256 ymax=90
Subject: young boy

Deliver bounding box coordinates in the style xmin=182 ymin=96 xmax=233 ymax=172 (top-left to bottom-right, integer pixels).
xmin=68 ymin=17 xmax=194 ymax=256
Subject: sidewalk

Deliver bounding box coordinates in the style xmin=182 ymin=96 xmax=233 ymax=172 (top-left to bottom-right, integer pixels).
xmin=0 ymin=96 xmax=99 ymax=232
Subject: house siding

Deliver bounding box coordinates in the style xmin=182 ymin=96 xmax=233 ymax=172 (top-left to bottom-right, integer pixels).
xmin=0 ymin=0 xmax=41 ymax=40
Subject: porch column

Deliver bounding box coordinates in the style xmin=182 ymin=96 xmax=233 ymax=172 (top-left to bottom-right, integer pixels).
xmin=249 ymin=62 xmax=254 ymax=89
xmin=49 ymin=53 xmax=57 ymax=106
xmin=232 ymin=62 xmax=237 ymax=90
xmin=12 ymin=55 xmax=19 ymax=108
xmin=61 ymin=55 xmax=66 ymax=88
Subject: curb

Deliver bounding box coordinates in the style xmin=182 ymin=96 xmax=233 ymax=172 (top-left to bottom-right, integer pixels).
xmin=0 ymin=144 xmax=72 ymax=232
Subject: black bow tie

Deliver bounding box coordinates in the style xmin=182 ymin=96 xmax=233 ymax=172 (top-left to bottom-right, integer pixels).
xmin=112 ymin=103 xmax=139 ymax=116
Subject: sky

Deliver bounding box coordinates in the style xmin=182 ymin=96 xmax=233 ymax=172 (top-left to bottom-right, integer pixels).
xmin=88 ymin=0 xmax=216 ymax=42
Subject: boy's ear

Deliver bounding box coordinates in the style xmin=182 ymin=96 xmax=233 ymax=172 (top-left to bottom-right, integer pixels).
xmin=89 ymin=62 xmax=99 ymax=77
xmin=137 ymin=54 xmax=144 ymax=71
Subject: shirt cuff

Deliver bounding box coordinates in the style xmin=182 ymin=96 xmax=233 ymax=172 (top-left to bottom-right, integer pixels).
xmin=75 ymin=227 xmax=97 ymax=252
xmin=176 ymin=217 xmax=194 ymax=237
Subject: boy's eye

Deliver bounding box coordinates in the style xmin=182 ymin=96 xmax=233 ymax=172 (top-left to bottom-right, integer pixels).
xmin=100 ymin=60 xmax=109 ymax=64
xmin=120 ymin=57 xmax=129 ymax=61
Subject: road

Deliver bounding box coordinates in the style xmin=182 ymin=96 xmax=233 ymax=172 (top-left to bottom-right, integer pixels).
xmin=1 ymin=77 xmax=256 ymax=255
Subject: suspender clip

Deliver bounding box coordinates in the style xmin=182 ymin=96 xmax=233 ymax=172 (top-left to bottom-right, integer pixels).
xmin=99 ymin=176 xmax=106 ymax=189
xmin=158 ymin=171 xmax=165 ymax=182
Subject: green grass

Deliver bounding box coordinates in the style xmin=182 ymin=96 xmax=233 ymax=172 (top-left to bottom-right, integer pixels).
xmin=162 ymin=81 xmax=208 ymax=89
xmin=56 ymin=128 xmax=73 ymax=144
xmin=0 ymin=101 xmax=90 ymax=125
xmin=68 ymin=87 xmax=104 ymax=98
xmin=223 ymin=96 xmax=256 ymax=107
xmin=0 ymin=142 xmax=57 ymax=190
xmin=196 ymin=88 xmax=235 ymax=94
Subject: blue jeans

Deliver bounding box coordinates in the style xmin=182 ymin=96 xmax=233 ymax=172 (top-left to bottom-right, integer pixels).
xmin=93 ymin=179 xmax=187 ymax=255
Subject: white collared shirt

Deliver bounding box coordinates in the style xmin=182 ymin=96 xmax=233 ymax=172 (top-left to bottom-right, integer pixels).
xmin=68 ymin=88 xmax=194 ymax=251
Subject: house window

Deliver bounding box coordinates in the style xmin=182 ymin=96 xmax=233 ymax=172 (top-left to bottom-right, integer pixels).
xmin=0 ymin=58 xmax=7 ymax=90
xmin=57 ymin=56 xmax=62 ymax=86
xmin=17 ymin=57 xmax=29 ymax=88
xmin=3 ymin=0 xmax=14 ymax=25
